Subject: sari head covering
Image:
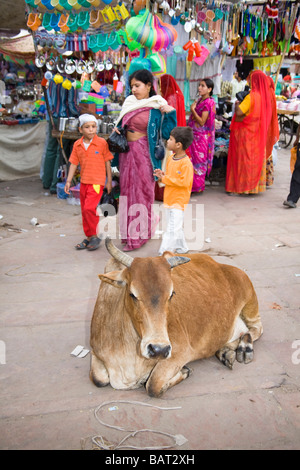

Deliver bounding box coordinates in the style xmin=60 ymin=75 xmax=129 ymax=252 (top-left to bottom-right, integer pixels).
xmin=160 ymin=74 xmax=186 ymax=126
xmin=226 ymin=70 xmax=273 ymax=193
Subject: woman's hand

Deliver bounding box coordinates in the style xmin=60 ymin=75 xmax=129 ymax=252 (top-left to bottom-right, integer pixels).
xmin=113 ymin=127 xmax=120 ymax=134
xmin=190 ymin=101 xmax=197 ymax=113
xmin=160 ymin=104 xmax=175 ymax=114
xmin=234 ymin=100 xmax=241 ymax=112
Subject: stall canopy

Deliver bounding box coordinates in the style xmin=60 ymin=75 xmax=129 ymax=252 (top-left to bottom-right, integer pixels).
xmin=0 ymin=34 xmax=36 ymax=64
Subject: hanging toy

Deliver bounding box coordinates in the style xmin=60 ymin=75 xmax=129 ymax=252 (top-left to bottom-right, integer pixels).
xmin=265 ymin=0 xmax=279 ymax=20
xmin=113 ymin=72 xmax=118 ymax=91
xmin=183 ymin=39 xmax=207 ymax=63
xmin=53 ymin=73 xmax=64 ymax=84
xmin=62 ymin=78 xmax=72 ymax=90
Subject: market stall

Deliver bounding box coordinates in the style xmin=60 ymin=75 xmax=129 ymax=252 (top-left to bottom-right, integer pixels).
xmin=0 ymin=33 xmax=47 ymax=180
xmin=0 ymin=120 xmax=47 ymax=180
xmin=2 ymin=0 xmax=300 ymax=182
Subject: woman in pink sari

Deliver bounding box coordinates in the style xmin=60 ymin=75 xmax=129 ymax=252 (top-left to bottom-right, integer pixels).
xmin=115 ymin=69 xmax=177 ymax=251
xmin=187 ymin=78 xmax=216 ymax=193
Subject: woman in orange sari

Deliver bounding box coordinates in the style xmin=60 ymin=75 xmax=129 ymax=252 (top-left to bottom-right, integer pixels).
xmin=226 ymin=70 xmax=277 ymax=194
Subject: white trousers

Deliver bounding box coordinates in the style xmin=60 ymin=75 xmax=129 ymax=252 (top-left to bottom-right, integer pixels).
xmin=159 ymin=208 xmax=189 ymax=255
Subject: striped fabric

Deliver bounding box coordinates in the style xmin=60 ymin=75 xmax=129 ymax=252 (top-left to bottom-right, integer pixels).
xmin=48 ymin=79 xmax=80 ymax=118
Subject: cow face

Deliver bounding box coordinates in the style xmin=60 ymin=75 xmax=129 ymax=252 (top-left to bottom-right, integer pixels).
xmin=127 ymin=257 xmax=174 ymax=360
xmin=99 ymin=238 xmax=191 ymax=361
xmin=99 ymin=256 xmax=174 ymax=360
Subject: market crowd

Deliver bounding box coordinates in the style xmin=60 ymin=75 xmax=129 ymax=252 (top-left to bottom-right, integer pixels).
xmin=39 ymin=67 xmax=299 ymax=253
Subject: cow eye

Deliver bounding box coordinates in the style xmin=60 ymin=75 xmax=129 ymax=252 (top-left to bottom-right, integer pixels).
xmin=130 ymin=292 xmax=138 ymax=301
xmin=169 ymin=290 xmax=176 ymax=300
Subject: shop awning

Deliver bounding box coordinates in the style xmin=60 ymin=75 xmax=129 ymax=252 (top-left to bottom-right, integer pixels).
xmin=0 ymin=33 xmax=36 ymax=64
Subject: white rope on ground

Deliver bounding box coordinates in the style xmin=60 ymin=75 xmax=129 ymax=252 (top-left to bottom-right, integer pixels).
xmin=88 ymin=400 xmax=188 ymax=451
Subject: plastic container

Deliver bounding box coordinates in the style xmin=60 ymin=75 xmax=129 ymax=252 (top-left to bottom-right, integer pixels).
xmin=68 ymin=184 xmax=81 ymax=205
xmin=67 ymin=0 xmax=81 ymax=9
xmin=90 ymin=10 xmax=102 ymax=28
xmin=70 ymin=185 xmax=80 ymax=199
xmin=27 ymin=13 xmax=42 ymax=31
xmin=59 ymin=0 xmax=73 ymax=10
xmin=51 ymin=0 xmax=64 ymax=11
xmin=87 ymin=0 xmax=100 ymax=6
xmin=56 ymin=182 xmax=69 ymax=199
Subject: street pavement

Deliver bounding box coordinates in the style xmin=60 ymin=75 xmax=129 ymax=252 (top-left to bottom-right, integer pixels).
xmin=0 ymin=147 xmax=299 ymax=450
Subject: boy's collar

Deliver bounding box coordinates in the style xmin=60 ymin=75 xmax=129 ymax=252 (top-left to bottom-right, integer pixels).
xmin=80 ymin=135 xmax=97 ymax=146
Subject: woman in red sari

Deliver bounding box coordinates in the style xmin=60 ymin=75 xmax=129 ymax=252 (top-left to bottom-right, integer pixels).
xmin=160 ymin=74 xmax=186 ymax=126
xmin=226 ymin=70 xmax=276 ymax=194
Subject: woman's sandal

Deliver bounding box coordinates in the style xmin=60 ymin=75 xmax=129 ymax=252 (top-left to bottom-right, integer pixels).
xmin=87 ymin=236 xmax=101 ymax=251
xmin=75 ymin=239 xmax=90 ymax=250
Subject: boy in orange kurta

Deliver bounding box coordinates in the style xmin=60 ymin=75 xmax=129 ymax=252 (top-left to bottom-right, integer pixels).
xmin=65 ymin=114 xmax=113 ymax=251
xmin=154 ymin=126 xmax=194 ymax=255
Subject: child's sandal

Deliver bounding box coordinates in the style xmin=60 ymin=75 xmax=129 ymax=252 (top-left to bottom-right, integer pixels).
xmin=87 ymin=236 xmax=101 ymax=251
xmin=75 ymin=239 xmax=90 ymax=250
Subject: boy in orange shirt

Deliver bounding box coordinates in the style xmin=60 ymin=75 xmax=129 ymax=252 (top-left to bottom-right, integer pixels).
xmin=65 ymin=114 xmax=113 ymax=251
xmin=154 ymin=126 xmax=194 ymax=255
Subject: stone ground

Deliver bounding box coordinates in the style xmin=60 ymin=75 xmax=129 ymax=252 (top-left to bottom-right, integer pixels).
xmin=0 ymin=147 xmax=299 ymax=450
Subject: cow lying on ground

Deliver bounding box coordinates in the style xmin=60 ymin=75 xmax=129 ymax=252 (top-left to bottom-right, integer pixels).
xmin=90 ymin=237 xmax=263 ymax=397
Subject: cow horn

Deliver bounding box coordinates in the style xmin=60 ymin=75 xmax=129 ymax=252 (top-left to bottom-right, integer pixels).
xmin=105 ymin=236 xmax=134 ymax=268
xmin=167 ymin=256 xmax=191 ymax=268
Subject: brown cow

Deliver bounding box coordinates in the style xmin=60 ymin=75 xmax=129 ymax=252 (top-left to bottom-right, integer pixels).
xmin=90 ymin=237 xmax=263 ymax=397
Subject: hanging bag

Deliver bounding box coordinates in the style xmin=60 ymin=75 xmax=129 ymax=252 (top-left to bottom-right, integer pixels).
xmin=107 ymin=125 xmax=129 ymax=153
xmin=154 ymin=116 xmax=165 ymax=160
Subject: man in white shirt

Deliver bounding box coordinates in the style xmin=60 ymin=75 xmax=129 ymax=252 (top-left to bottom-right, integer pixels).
xmin=231 ymin=71 xmax=246 ymax=102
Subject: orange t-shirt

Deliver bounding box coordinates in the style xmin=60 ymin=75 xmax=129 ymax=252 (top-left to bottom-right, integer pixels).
xmin=162 ymin=155 xmax=193 ymax=210
xmin=69 ymin=135 xmax=114 ymax=185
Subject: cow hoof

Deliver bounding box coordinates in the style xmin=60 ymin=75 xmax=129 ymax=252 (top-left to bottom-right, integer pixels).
xmin=182 ymin=365 xmax=192 ymax=378
xmin=90 ymin=371 xmax=109 ymax=388
xmin=236 ymin=333 xmax=254 ymax=364
xmin=216 ymin=348 xmax=236 ymax=369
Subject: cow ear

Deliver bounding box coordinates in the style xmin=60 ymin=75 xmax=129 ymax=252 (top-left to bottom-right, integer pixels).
xmin=98 ymin=270 xmax=127 ymax=288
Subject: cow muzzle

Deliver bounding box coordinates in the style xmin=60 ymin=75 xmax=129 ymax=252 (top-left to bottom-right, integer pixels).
xmin=142 ymin=342 xmax=172 ymax=359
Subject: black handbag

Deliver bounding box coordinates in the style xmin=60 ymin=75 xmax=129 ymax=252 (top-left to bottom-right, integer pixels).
xmin=99 ymin=188 xmax=118 ymax=217
xmin=236 ymin=87 xmax=250 ymax=103
xmin=154 ymin=117 xmax=165 ymax=161
xmin=107 ymin=125 xmax=129 ymax=153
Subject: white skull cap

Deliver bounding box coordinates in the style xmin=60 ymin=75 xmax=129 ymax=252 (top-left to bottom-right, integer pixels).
xmin=79 ymin=114 xmax=97 ymax=126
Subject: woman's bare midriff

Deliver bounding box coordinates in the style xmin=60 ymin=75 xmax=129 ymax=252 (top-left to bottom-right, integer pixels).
xmin=127 ymin=131 xmax=147 ymax=142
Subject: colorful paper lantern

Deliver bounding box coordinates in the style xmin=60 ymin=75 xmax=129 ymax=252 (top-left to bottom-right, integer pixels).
xmin=126 ymin=9 xmax=177 ymax=51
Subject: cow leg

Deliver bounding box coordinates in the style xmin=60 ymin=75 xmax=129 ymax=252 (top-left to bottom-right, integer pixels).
xmin=241 ymin=291 xmax=263 ymax=343
xmin=90 ymin=352 xmax=110 ymax=387
xmin=146 ymin=363 xmax=191 ymax=398
xmin=236 ymin=333 xmax=254 ymax=364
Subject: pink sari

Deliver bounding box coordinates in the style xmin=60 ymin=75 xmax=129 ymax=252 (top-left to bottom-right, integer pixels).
xmin=187 ymin=97 xmax=216 ymax=192
xmin=119 ymin=109 xmax=158 ymax=251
